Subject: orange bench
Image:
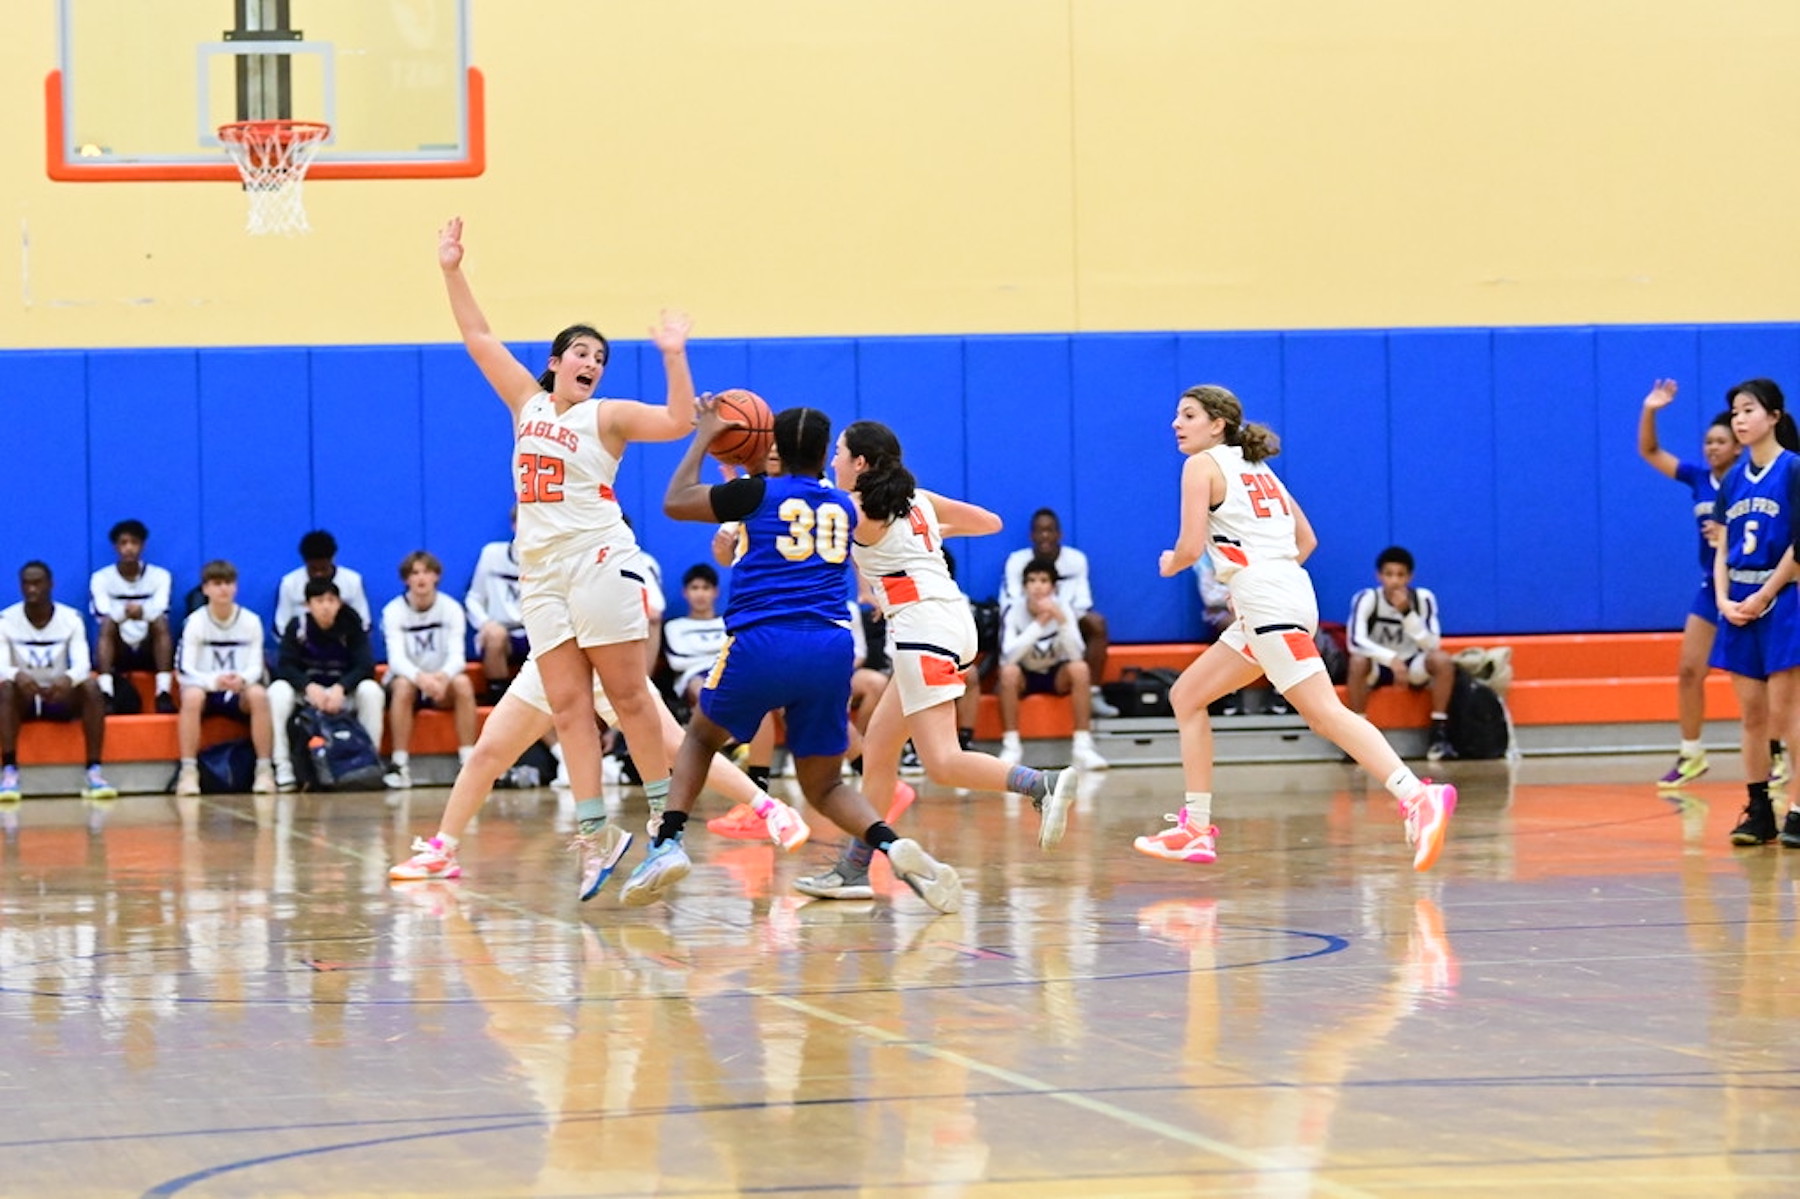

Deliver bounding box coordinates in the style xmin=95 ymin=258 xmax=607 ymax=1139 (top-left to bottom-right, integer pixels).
xmin=970 ymin=632 xmax=1726 ymax=740
xmin=18 ymin=667 xmax=493 ymax=766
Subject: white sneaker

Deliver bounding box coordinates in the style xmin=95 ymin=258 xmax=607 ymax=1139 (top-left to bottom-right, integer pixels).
xmin=1071 ymin=743 xmax=1110 ymax=771
xmin=383 ymin=763 xmax=413 ymax=789
xmin=998 ymin=741 xmax=1022 ymax=768
xmin=252 ymin=762 xmax=275 ymax=794
xmin=886 ymin=838 xmax=963 ymax=914
xmin=274 ymin=761 xmax=298 ymax=792
xmin=175 ymin=763 xmax=200 ymax=797
xmin=1037 ymin=768 xmax=1078 ymax=849
xmin=1090 ymin=687 xmax=1121 ymax=719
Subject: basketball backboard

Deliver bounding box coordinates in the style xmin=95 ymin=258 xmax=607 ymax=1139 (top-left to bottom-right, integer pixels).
xmin=47 ymin=0 xmax=483 ymax=181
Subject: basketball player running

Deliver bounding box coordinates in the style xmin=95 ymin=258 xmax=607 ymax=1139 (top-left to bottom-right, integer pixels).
xmin=791 ymin=421 xmax=1079 ymax=900
xmin=387 ymin=655 xmax=809 ymax=882
xmin=1705 ymin=379 xmax=1800 ymax=847
xmin=1638 ymin=379 xmax=1760 ymax=789
xmin=1133 ymin=385 xmax=1455 ymax=872
xmin=439 ymin=217 xmax=687 ymax=900
xmin=619 ymin=399 xmax=963 ymax=913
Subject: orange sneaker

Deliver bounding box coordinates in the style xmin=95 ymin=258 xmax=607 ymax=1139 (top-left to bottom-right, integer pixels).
xmin=885 ymin=780 xmax=918 ymax=824
xmin=707 ymin=802 xmax=768 ymax=841
xmin=1402 ymin=782 xmax=1457 ymax=872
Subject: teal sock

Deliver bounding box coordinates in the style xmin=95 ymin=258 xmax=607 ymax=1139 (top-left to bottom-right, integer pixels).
xmin=576 ymin=797 xmax=606 ymax=834
xmin=644 ymin=776 xmax=670 ymax=818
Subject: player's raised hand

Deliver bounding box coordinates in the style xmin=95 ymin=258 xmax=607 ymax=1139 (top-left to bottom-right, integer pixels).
xmin=438 ymin=218 xmax=465 ymax=271
xmin=650 ymin=308 xmax=693 ymax=352
xmin=1643 ymin=378 xmax=1678 ymax=410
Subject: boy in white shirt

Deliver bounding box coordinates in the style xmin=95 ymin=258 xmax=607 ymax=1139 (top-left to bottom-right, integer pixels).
xmin=0 ymin=561 xmax=114 ymax=800
xmin=1346 ymin=546 xmax=1456 ymax=762
xmin=466 ymin=508 xmax=526 ymax=704
xmin=995 ymin=557 xmax=1107 ymax=771
xmin=90 ymin=518 xmax=176 ymax=713
xmin=381 ymin=550 xmax=476 ymax=788
xmin=275 ymin=529 xmax=372 ymax=636
xmin=175 ymin=560 xmax=276 ymax=796
xmin=661 ymin=563 xmax=728 ymax=711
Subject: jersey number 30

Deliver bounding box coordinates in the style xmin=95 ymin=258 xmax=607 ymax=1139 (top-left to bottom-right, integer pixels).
xmin=777 ymin=498 xmax=850 ymax=563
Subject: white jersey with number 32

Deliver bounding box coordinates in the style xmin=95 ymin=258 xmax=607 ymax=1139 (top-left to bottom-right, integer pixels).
xmin=513 ymin=392 xmax=634 ymax=566
xmin=1203 ymin=443 xmax=1299 ymax=585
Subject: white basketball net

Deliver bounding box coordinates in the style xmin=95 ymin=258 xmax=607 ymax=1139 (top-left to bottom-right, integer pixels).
xmin=219 ymin=121 xmax=330 ymax=236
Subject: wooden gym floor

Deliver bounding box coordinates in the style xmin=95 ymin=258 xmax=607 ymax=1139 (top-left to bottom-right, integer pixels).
xmin=1 ymin=755 xmax=1798 ymax=1197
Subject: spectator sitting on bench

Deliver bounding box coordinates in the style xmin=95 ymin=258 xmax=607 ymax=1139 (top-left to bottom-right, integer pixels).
xmin=90 ymin=518 xmax=176 ymax=714
xmin=275 ymin=529 xmax=372 ymax=638
xmin=996 ymin=556 xmax=1108 ymax=771
xmin=269 ymin=578 xmax=384 ymax=791
xmin=1346 ymin=545 xmax=1456 ymax=762
xmin=466 ymin=506 xmax=525 ymax=705
xmin=174 ymin=559 xmax=276 ymax=796
xmin=0 ymin=561 xmax=115 ymax=801
xmin=1000 ymin=507 xmax=1118 ymax=717
xmin=381 ymin=550 xmax=477 ymax=789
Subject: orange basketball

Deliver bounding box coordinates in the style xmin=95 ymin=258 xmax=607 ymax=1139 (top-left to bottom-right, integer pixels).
xmin=708 ymin=389 xmax=775 ymax=468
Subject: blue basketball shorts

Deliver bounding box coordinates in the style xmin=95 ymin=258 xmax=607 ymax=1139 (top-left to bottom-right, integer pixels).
xmin=1687 ymin=580 xmax=1719 ymax=626
xmin=1709 ymin=583 xmax=1800 ymax=680
xmin=699 ymin=621 xmax=853 ymax=759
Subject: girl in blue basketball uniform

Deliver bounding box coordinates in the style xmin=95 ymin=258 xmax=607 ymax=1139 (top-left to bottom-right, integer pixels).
xmin=1708 ymin=378 xmax=1800 ymax=846
xmin=1638 ymin=379 xmax=1748 ymax=787
xmin=619 ymin=399 xmax=964 ymax=913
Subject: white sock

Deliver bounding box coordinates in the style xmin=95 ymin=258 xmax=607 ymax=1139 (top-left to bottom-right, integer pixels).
xmin=438 ymin=832 xmax=460 ymax=851
xmin=391 ymin=751 xmax=410 ymax=767
xmin=155 ymin=672 xmax=172 ymax=694
xmin=1385 ymin=765 xmax=1424 ymax=807
xmin=1680 ymin=739 xmax=1704 ymax=759
xmin=97 ymin=675 xmax=114 ymax=697
xmin=1184 ymin=791 xmax=1213 ymax=828
xmin=457 ymin=745 xmax=475 ymax=765
xmin=180 ymin=756 xmax=196 ymax=768
xmin=1072 ymin=729 xmax=1095 ymax=749
xmin=1002 ymin=731 xmax=1021 ymax=749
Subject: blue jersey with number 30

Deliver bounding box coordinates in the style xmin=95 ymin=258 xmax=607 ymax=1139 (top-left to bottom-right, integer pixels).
xmin=1712 ymin=450 xmax=1800 ymax=577
xmin=725 ymin=474 xmax=857 ymax=633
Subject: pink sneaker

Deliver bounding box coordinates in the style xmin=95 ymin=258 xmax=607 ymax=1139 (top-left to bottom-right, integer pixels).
xmin=707 ymin=803 xmax=768 ymax=841
xmin=1402 ymin=781 xmax=1457 ymax=872
xmin=389 ymin=835 xmax=461 ymax=881
xmin=756 ymin=797 xmax=811 ymax=852
xmin=1133 ymin=811 xmax=1218 ymax=863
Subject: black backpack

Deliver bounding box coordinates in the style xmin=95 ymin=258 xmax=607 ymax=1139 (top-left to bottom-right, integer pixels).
xmin=199 ymin=738 xmax=257 ymax=794
xmin=288 ymin=705 xmax=385 ymax=791
xmin=1447 ymin=667 xmax=1510 ymax=759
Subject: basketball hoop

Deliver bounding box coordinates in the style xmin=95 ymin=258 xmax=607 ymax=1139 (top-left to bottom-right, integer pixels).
xmin=218 ymin=120 xmax=330 ymax=236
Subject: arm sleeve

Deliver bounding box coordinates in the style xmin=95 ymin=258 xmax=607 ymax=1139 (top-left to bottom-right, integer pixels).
xmin=443 ymin=600 xmax=468 ymax=676
xmin=177 ymin=611 xmax=215 ymax=691
xmin=710 ymin=476 xmax=769 ymax=523
xmin=1062 ymin=549 xmax=1095 ymax=614
xmin=65 ymin=613 xmax=92 ymax=684
xmin=1001 ymin=608 xmax=1049 ymax=663
xmin=464 ymin=551 xmax=494 ymax=628
xmin=1054 ymin=600 xmax=1087 ymax=660
xmin=274 ymin=575 xmax=297 ymax=638
xmin=341 ymin=622 xmax=376 ymax=689
xmin=245 ymin=616 xmax=267 ymax=685
xmin=1404 ymin=589 xmax=1443 ymax=652
xmin=346 ymin=574 xmax=373 ymax=630
xmin=143 ymin=567 xmax=171 ymax=624
xmin=89 ymin=570 xmax=114 ymax=622
xmin=1346 ymin=589 xmax=1399 ymax=666
xmin=997 ymin=551 xmax=1024 ymax=613
xmin=382 ymin=602 xmax=418 ymax=682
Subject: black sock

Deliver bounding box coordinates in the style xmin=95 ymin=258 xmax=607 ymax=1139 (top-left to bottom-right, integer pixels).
xmin=1431 ymin=718 xmax=1448 ymax=738
xmin=2 ymin=753 xmax=15 ymax=769
xmin=849 ymin=755 xmax=864 ymax=776
xmin=958 ymin=727 xmax=974 ymax=750
xmin=864 ymin=821 xmax=899 ymax=853
xmin=1749 ymin=781 xmax=1771 ymax=806
xmin=655 ymin=810 xmax=689 ymax=846
xmin=1772 ymin=739 xmax=1785 ymax=758
xmin=747 ymin=765 xmax=771 ymax=792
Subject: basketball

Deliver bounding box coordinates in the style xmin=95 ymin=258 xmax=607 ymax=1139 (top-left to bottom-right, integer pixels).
xmin=708 ymin=389 xmax=775 ymax=468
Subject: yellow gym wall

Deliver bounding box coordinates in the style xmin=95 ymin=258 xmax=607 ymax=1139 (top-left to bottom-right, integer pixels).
xmin=5 ymin=0 xmax=1799 ymax=349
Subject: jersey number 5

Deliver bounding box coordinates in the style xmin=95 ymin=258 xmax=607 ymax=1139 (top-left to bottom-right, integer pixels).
xmin=1743 ymin=519 xmax=1759 ymax=557
xmin=518 ymin=453 xmax=565 ymax=504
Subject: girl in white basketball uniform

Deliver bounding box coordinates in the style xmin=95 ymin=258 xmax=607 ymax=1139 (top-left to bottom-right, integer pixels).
xmin=438 ymin=217 xmax=690 ymax=900
xmin=1135 ymin=385 xmax=1455 ymax=872
xmin=807 ymin=421 xmax=1080 ymax=887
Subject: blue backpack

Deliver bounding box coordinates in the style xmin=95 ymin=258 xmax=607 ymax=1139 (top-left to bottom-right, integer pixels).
xmin=288 ymin=706 xmax=385 ymax=791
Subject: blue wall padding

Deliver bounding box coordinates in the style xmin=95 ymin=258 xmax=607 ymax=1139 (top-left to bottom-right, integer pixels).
xmin=5 ymin=323 xmax=1796 ymax=650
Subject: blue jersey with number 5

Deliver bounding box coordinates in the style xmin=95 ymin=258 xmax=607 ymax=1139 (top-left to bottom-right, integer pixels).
xmin=1713 ymin=450 xmax=1800 ymax=575
xmin=724 ymin=474 xmax=856 ymax=633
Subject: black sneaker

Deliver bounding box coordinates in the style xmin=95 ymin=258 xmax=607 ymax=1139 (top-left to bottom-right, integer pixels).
xmin=1780 ymin=808 xmax=1800 ymax=849
xmin=1730 ymin=800 xmax=1779 ymax=846
xmin=899 ymin=741 xmax=924 ymax=777
xmin=1427 ymin=734 xmax=1458 ymax=763
xmin=154 ymin=692 xmax=178 ymax=715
